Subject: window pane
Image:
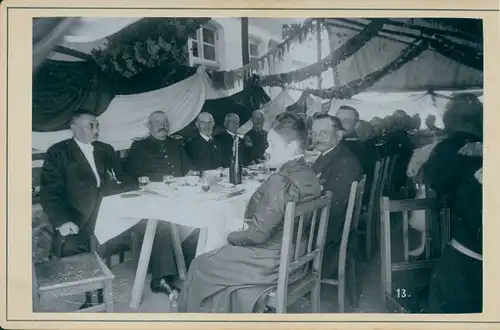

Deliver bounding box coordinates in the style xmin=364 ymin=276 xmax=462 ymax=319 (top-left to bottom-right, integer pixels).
xmin=191 ymin=41 xmax=199 ymax=58
xmin=249 ymin=43 xmax=259 ymax=56
xmin=203 ymin=44 xmax=216 ymax=61
xmin=203 ymin=28 xmax=215 ymax=44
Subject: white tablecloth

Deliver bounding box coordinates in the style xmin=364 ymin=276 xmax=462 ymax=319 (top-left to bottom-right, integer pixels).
xmin=94 ymin=179 xmax=261 ymax=255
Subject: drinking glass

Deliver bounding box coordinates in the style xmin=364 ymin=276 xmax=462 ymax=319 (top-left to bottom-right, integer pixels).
xmin=163 ymin=175 xmax=174 ymax=184
xmin=138 ymin=176 xmax=150 ymax=191
xmin=201 ymin=176 xmax=212 ymax=192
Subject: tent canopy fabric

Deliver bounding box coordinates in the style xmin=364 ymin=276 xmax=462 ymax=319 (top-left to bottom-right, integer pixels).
xmin=177 ymin=85 xmax=271 ymax=140
xmin=324 ymin=19 xmax=483 ymax=92
xmin=237 ymin=88 xmax=296 ymax=136
xmin=63 ymin=18 xmax=142 ymax=43
xmin=33 ymin=59 xmax=114 ymax=132
xmin=32 ymin=67 xmax=224 ymax=152
xmin=286 ymin=92 xmax=323 ymax=117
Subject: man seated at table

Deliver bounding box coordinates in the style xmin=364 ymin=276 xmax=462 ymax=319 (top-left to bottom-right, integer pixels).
xmin=243 ymin=110 xmax=268 ymax=164
xmin=310 ymin=113 xmax=363 ymax=278
xmin=184 ymin=112 xmax=224 ymax=171
xmin=125 ymin=111 xmax=193 ymax=181
xmin=39 ymin=110 xmax=131 ymax=308
xmin=336 ymin=105 xmax=370 ymax=174
xmin=214 ymin=113 xmax=248 ymax=168
xmin=178 ymin=112 xmax=322 ymax=313
xmin=122 ymin=110 xmax=198 ymax=294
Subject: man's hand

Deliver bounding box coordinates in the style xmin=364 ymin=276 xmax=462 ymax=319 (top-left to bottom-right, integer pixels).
xmin=57 ymin=222 xmax=79 ymax=237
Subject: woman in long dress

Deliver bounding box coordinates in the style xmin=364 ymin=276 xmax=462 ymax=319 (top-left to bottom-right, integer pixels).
xmin=178 ymin=112 xmax=322 ymax=313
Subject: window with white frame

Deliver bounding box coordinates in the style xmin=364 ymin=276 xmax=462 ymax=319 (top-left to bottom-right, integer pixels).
xmin=189 ymin=26 xmax=219 ymax=67
xmin=249 ymin=40 xmax=260 ymax=61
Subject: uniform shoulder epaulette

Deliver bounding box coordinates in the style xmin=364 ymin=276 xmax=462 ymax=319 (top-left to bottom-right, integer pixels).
xmin=170 ymin=134 xmax=184 ymax=140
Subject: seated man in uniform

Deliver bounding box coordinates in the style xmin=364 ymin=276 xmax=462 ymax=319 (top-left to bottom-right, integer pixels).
xmin=243 ymin=110 xmax=268 ymax=164
xmin=125 ymin=111 xmax=193 ymax=181
xmin=214 ymin=113 xmax=247 ymax=168
xmin=184 ymin=112 xmax=224 ymax=171
xmin=310 ymin=114 xmax=363 ymax=278
xmin=123 ymin=111 xmax=197 ymax=294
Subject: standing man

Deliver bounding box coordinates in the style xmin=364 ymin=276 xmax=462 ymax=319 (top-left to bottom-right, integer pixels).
xmin=214 ymin=113 xmax=247 ymax=168
xmin=243 ymin=110 xmax=268 ymax=164
xmin=40 ymin=110 xmax=129 ymax=308
xmin=125 ymin=111 xmax=193 ymax=182
xmin=310 ymin=114 xmax=363 ymax=278
xmin=185 ymin=112 xmax=224 ymax=171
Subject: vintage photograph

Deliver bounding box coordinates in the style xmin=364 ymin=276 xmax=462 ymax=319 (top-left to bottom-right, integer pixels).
xmin=31 ymin=17 xmax=483 ymax=314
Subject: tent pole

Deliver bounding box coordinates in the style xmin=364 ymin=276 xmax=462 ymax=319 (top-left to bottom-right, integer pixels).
xmin=316 ymin=19 xmax=323 ymax=90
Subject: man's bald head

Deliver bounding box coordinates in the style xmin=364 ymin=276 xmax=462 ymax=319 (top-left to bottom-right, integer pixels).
xmin=196 ymin=112 xmax=215 ymax=137
xmin=224 ymin=113 xmax=240 ymax=133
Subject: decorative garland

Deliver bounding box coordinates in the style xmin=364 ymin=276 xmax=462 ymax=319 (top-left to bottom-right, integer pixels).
xmin=305 ymin=39 xmax=429 ymax=99
xmin=211 ymin=19 xmax=387 ymax=90
xmin=91 ymin=18 xmax=209 ymax=79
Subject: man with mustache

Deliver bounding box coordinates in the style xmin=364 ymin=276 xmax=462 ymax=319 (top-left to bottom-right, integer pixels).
xmin=310 ymin=113 xmax=362 ymax=278
xmin=123 ymin=110 xmax=196 ymax=295
xmin=125 ymin=111 xmax=193 ymax=181
xmin=40 ymin=110 xmax=130 ymax=309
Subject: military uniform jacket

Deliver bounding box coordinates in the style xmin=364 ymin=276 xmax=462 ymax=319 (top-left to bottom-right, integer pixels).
xmin=125 ymin=135 xmax=193 ymax=182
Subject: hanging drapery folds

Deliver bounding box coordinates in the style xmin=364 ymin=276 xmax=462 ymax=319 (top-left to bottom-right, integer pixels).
xmin=33 ymin=18 xmax=79 ymax=73
xmin=33 ymin=59 xmax=112 ymax=132
xmin=306 ymin=39 xmax=429 ymax=99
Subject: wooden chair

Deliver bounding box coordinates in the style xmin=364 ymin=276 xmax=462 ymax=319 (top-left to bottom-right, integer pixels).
xmin=321 ymin=176 xmax=366 ymax=312
xmin=256 ymin=191 xmax=333 ymax=313
xmin=33 ymin=251 xmax=115 ymax=312
xmin=379 ymin=193 xmax=450 ymax=312
xmin=364 ymin=156 xmax=394 ymax=258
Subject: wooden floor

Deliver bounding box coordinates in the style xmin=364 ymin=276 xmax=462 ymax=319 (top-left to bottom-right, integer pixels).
xmin=36 ymin=214 xmax=431 ymax=314
xmin=36 ymin=250 xmax=392 ymax=313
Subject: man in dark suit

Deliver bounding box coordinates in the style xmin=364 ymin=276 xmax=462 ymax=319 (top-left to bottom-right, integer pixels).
xmin=243 ymin=110 xmax=268 ymax=164
xmin=214 ymin=113 xmax=247 ymax=168
xmin=336 ymin=105 xmax=370 ymax=174
xmin=184 ymin=112 xmax=224 ymax=171
xmin=123 ymin=111 xmax=197 ymax=294
xmin=310 ymin=114 xmax=363 ymax=278
xmin=40 ymin=110 xmax=131 ymax=308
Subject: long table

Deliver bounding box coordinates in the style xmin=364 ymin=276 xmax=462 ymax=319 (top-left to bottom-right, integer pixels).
xmin=94 ymin=176 xmax=261 ymax=308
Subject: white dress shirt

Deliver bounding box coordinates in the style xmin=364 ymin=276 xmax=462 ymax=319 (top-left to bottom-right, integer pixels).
xmin=74 ymin=138 xmax=100 ymax=187
xmin=200 ymin=133 xmax=211 ymax=142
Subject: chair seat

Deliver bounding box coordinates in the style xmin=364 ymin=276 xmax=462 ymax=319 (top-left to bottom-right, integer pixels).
xmin=320 ymin=278 xmax=339 ymax=286
xmin=266 ymin=273 xmax=318 ymax=308
xmin=35 ymin=252 xmax=113 ymax=290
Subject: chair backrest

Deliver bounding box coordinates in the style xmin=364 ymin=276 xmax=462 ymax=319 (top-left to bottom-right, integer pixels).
xmin=276 ymin=191 xmax=333 ymax=311
xmin=338 ymin=176 xmax=366 ymax=277
xmin=379 ymin=193 xmax=449 ymax=299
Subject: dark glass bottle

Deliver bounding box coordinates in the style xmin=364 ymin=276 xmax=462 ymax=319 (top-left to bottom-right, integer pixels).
xmin=229 ymin=136 xmax=242 ymax=185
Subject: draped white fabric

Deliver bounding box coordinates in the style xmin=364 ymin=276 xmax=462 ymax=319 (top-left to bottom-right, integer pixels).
xmin=32 ymin=67 xmax=225 ymax=152
xmin=236 ymin=89 xmax=296 ymax=136
xmin=63 ymin=17 xmax=142 ymax=43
